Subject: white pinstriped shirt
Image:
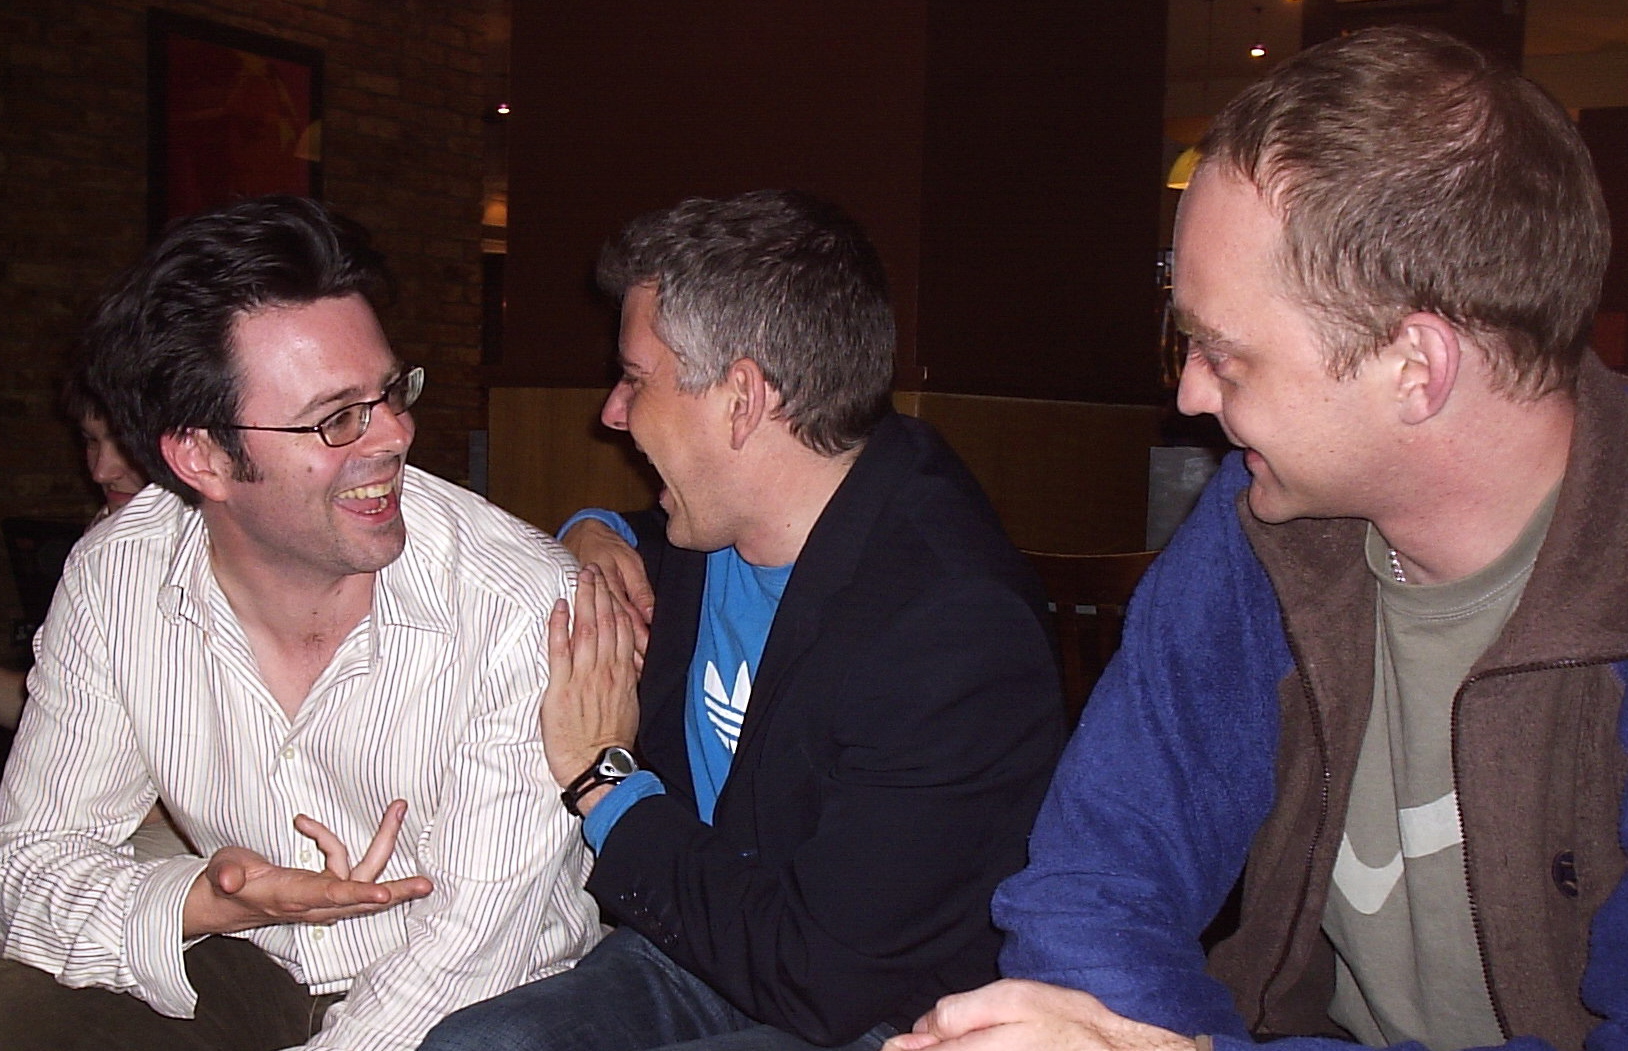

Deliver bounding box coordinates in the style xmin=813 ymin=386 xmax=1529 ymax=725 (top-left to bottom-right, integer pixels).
xmin=0 ymin=466 xmax=603 ymax=1051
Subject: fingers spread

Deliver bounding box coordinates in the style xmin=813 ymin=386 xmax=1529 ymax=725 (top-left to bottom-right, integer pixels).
xmin=314 ymin=873 xmax=431 ymax=916
xmin=322 ymin=875 xmax=395 ymax=909
xmin=351 ymin=799 xmax=409 ymax=882
xmin=294 ymin=812 xmax=355 ymax=880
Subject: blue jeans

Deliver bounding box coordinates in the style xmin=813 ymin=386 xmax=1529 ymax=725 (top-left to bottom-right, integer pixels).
xmin=420 ymin=928 xmax=897 ymax=1051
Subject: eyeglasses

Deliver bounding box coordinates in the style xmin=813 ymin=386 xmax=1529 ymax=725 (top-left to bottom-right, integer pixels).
xmin=222 ymin=367 xmax=424 ymax=448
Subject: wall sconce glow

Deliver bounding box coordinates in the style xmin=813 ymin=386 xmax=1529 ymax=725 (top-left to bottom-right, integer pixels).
xmin=1167 ymin=146 xmax=1202 ymax=190
xmin=483 ymin=191 xmax=508 ymax=228
xmin=496 ymin=102 xmax=511 ymax=115
xmin=1249 ymin=43 xmax=1266 ymax=58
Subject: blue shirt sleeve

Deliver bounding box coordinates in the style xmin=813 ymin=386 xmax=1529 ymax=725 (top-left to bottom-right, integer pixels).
xmin=994 ymin=456 xmax=1283 ymax=1040
xmin=581 ymin=770 xmax=666 ymax=853
xmin=557 ymin=509 xmax=639 ymax=548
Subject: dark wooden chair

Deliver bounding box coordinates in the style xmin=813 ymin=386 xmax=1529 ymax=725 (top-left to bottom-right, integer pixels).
xmin=1023 ymin=549 xmax=1159 ymax=723
xmin=1024 ymin=547 xmax=1245 ymax=951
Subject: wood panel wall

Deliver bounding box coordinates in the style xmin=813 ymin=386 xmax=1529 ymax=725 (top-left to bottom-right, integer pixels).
xmin=487 ymin=388 xmax=657 ymax=534
xmin=902 ymin=392 xmax=1160 ymax=553
xmin=489 ymin=387 xmax=1158 ymax=554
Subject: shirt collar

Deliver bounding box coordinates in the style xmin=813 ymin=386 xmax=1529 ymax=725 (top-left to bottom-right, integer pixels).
xmin=157 ymin=503 xmax=214 ymax=630
xmin=374 ymin=524 xmax=457 ymax=636
xmin=155 ymin=487 xmax=457 ymax=638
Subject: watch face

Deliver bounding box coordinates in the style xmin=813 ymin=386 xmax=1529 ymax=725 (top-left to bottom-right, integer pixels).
xmin=597 ymin=746 xmax=638 ymax=778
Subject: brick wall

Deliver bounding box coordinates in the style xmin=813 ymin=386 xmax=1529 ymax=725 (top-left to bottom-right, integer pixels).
xmin=0 ymin=0 xmax=501 ymax=635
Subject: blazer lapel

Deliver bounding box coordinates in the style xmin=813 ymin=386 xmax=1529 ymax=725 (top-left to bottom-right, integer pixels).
xmin=639 ymin=543 xmax=707 ymax=800
xmin=732 ymin=414 xmax=917 ymax=760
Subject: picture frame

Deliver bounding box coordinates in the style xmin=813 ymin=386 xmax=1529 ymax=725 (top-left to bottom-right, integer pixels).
xmin=146 ymin=11 xmax=324 ymax=238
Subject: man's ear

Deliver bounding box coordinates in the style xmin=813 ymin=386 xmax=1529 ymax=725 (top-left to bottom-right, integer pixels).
xmin=725 ymin=358 xmax=776 ymax=451
xmin=160 ymin=428 xmax=233 ymax=502
xmin=1392 ymin=312 xmax=1461 ymax=426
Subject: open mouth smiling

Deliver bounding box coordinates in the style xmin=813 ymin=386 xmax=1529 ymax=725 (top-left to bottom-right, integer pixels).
xmin=335 ymin=479 xmax=397 ymax=515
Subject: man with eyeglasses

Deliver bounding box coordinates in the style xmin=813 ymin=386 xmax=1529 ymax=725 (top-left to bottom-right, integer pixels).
xmin=0 ymin=196 xmax=602 ymax=1051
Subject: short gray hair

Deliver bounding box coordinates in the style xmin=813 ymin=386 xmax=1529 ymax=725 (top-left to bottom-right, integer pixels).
xmin=598 ymin=190 xmax=895 ymax=455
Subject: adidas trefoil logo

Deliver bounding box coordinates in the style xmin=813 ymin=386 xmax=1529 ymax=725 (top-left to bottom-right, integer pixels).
xmin=704 ymin=660 xmax=751 ymax=753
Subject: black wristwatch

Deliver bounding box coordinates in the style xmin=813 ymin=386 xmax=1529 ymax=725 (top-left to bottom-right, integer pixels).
xmin=561 ymin=745 xmax=639 ymax=817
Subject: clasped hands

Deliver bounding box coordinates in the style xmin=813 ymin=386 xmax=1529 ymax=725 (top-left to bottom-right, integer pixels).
xmin=539 ymin=518 xmax=649 ymax=815
xmin=560 ymin=519 xmax=654 ymax=664
xmin=538 ymin=564 xmax=642 ymax=815
xmin=183 ymin=799 xmax=432 ymax=938
xmin=886 ymin=980 xmax=1198 ymax=1051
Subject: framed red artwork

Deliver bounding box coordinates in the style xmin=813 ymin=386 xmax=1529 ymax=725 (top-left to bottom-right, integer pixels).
xmin=146 ymin=11 xmax=324 ymax=238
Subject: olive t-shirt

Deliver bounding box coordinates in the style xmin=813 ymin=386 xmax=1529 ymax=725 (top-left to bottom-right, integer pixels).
xmin=1324 ymin=489 xmax=1557 ymax=1050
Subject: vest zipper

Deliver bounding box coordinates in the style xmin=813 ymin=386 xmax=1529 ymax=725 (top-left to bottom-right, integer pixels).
xmin=1451 ymin=653 xmax=1628 ymax=1043
xmin=1253 ymin=629 xmax=1332 ymax=1031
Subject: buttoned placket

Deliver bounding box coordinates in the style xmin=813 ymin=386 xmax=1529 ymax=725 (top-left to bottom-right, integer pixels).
xmin=190 ymin=572 xmax=381 ymax=967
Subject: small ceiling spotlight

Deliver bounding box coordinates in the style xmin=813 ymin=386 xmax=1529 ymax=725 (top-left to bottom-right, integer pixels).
xmin=1248 ymin=6 xmax=1266 ymax=58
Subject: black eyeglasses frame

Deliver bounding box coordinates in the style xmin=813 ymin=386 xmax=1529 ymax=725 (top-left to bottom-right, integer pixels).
xmin=218 ymin=366 xmax=424 ymax=449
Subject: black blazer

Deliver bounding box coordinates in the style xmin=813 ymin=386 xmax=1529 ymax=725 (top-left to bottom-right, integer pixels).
xmin=587 ymin=413 xmax=1066 ymax=1045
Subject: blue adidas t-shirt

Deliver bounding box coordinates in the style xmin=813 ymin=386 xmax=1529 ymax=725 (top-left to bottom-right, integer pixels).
xmin=566 ymin=511 xmax=792 ymax=849
xmin=686 ymin=547 xmax=793 ymax=824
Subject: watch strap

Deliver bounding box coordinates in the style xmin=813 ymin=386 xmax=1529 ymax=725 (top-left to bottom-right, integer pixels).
xmin=561 ymin=747 xmax=638 ymax=817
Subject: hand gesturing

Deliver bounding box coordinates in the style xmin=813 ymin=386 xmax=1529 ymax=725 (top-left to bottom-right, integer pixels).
xmin=184 ymin=799 xmax=433 ymax=938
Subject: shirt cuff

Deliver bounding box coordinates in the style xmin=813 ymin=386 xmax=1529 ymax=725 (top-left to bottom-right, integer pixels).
xmin=557 ymin=510 xmax=638 ymax=548
xmin=581 ymin=770 xmax=665 ymax=853
xmin=126 ymin=854 xmax=211 ymax=1018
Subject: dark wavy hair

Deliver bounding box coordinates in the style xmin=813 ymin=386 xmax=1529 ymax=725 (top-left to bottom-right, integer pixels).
xmin=82 ymin=195 xmax=391 ymax=502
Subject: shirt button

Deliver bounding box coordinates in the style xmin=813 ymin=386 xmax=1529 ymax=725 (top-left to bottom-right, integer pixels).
xmin=299 ymin=849 xmax=314 ymax=865
xmin=281 ymin=747 xmax=295 ymax=760
xmin=311 ymin=928 xmax=325 ymax=942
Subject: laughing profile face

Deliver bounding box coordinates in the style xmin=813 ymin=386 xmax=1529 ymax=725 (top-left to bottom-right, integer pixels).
xmin=600 ymin=284 xmax=740 ymax=553
xmin=208 ymin=293 xmax=415 ymax=581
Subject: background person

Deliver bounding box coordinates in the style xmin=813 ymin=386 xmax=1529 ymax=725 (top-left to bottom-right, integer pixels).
xmin=1 ymin=376 xmax=151 ymax=763
xmin=66 ymin=375 xmax=149 ymax=522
